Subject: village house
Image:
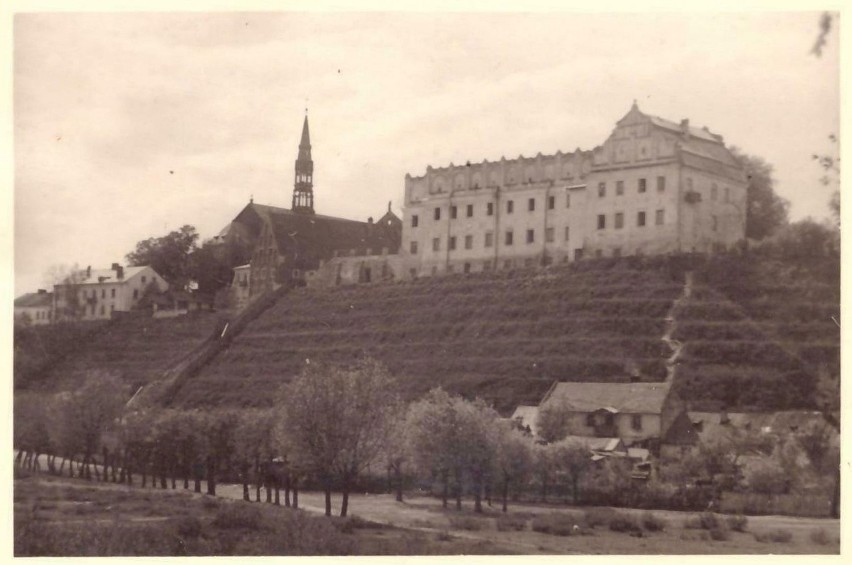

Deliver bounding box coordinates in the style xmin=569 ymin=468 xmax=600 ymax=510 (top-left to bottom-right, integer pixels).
xmin=14 ymin=289 xmax=54 ymax=325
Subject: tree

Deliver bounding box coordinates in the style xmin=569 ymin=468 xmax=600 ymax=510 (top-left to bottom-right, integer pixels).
xmin=407 ymin=388 xmax=458 ymax=509
xmin=282 ymin=358 xmax=402 ymax=517
xmin=189 ymin=240 xmax=245 ymax=305
xmin=535 ymin=400 xmax=572 ymax=444
xmin=126 ymin=225 xmax=199 ymax=290
xmin=493 ymin=425 xmax=533 ymax=512
xmin=551 ymin=439 xmax=593 ymax=505
xmin=729 ymin=147 xmax=790 ymax=240
xmin=46 ymin=263 xmax=86 ymax=322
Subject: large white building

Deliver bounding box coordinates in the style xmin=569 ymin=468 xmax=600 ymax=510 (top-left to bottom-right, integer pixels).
xmin=401 ymin=102 xmax=748 ymax=276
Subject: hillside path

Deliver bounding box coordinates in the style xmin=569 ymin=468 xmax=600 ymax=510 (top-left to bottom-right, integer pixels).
xmin=661 ymin=271 xmax=693 ymax=383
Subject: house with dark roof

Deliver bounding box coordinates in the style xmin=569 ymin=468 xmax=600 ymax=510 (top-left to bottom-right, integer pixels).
xmin=14 ymin=289 xmax=54 ymax=325
xmin=214 ymin=114 xmax=402 ymax=301
xmin=535 ymin=380 xmax=696 ymax=455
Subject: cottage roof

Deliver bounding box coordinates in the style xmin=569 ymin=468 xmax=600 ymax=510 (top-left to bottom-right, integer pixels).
xmin=542 ymin=381 xmax=671 ymax=414
xmin=58 ymin=265 xmax=151 ymax=287
xmin=14 ymin=292 xmax=53 ymax=308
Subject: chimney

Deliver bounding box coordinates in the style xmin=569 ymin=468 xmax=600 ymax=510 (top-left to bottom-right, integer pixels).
xmin=368 ymin=216 xmax=374 ymax=224
xmin=111 ymin=262 xmax=120 ymax=271
xmin=116 ymin=265 xmax=124 ymax=279
xmin=37 ymin=288 xmax=46 ymax=294
xmin=86 ymin=265 xmax=91 ymax=278
xmin=680 ymin=118 xmax=691 ymax=139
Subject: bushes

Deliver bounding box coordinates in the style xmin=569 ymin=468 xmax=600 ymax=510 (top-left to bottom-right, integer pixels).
xmin=683 ymin=512 xmax=720 ymax=530
xmin=447 ymin=515 xmax=485 ymax=531
xmin=495 ymin=514 xmax=527 ymax=532
xmin=530 ymin=513 xmax=578 ymax=536
xmin=583 ymin=507 xmax=616 ymax=528
xmin=211 ymin=503 xmax=263 ymax=530
xmin=725 ymin=514 xmax=748 ymax=533
xmin=754 ymin=529 xmax=793 ymax=543
xmin=641 ymin=512 xmax=667 ymax=532
xmin=809 ymin=528 xmax=830 ymax=545
xmin=608 ymin=514 xmax=641 ymax=534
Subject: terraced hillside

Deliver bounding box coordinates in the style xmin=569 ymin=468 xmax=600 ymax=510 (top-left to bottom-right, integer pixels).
xmin=172 ymin=259 xmax=685 ymax=413
xmin=672 ymin=254 xmax=840 ymax=411
xmin=19 ymin=312 xmax=224 ymax=396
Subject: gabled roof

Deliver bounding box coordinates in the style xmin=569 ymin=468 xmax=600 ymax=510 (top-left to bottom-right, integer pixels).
xmin=15 ymin=292 xmax=53 ymax=308
xmin=542 ymin=381 xmax=671 ymax=414
xmin=58 ymin=266 xmax=151 ymax=287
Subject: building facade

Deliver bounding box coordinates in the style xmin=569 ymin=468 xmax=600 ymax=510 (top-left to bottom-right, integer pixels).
xmin=14 ymin=289 xmax=54 ymax=325
xmin=401 ymin=102 xmax=747 ymax=276
xmin=53 ymin=264 xmax=169 ymax=322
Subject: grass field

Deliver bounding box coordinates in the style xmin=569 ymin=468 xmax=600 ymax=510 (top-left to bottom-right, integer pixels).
xmin=14 ymin=473 xmax=840 ymax=556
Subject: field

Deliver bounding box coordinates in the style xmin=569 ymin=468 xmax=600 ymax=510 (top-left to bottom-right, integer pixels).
xmin=14 ymin=472 xmax=840 ymax=556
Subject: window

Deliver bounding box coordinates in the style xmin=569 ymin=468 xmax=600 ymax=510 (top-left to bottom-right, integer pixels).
xmin=465 ymin=235 xmax=473 ymax=250
xmin=466 ymin=204 xmax=474 ymax=218
xmin=656 ymin=209 xmax=665 ymax=225
xmin=485 ymin=231 xmax=494 ymax=248
xmin=432 ymin=237 xmax=441 ymax=252
xmin=133 ymin=289 xmax=139 ymax=299
xmin=141 ymin=276 xmax=147 ymax=284
xmin=615 ymin=212 xmax=624 ymax=229
xmin=528 ymin=198 xmax=535 ymax=211
xmin=463 ymin=262 xmax=471 ymax=273
xmin=566 ymin=193 xmax=571 ymax=208
xmin=564 ymin=226 xmax=570 ymax=241
xmin=548 ymin=195 xmax=555 ymax=209
xmin=110 ymin=304 xmax=115 ymax=314
xmin=632 ymin=414 xmax=642 ymax=431
xmin=411 ymin=214 xmax=419 ymax=228
xmin=711 ymin=184 xmax=718 ymax=201
xmin=487 ymin=202 xmax=494 ymax=216
xmin=657 ymin=176 xmax=666 ymax=192
xmin=526 ymin=229 xmax=535 ymax=244
xmin=111 ymin=288 xmax=116 ymax=298
xmin=410 ymin=241 xmax=418 ymax=254
xmin=545 ymin=227 xmax=554 ymax=243
xmin=637 ymin=211 xmax=646 ymax=227
xmin=638 ymin=178 xmax=647 ymax=193
xmin=434 ymin=207 xmax=441 ymax=221
xmin=598 ymin=182 xmax=606 ymax=197
xmin=449 ymin=236 xmax=457 ymax=251
xmin=712 ymin=215 xmax=718 ymax=232
xmin=507 ymin=200 xmax=514 ymax=214
xmin=597 ymin=214 xmax=606 ymax=230
xmin=450 ymin=205 xmax=458 ymax=219
xmin=616 ymin=180 xmax=624 ymax=196
xmin=505 ymin=231 xmax=514 ymax=246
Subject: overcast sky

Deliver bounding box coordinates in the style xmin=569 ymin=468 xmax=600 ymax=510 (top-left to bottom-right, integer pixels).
xmin=13 ymin=11 xmax=839 ymax=295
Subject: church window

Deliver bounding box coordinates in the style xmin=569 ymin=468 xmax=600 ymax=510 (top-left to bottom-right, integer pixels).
xmin=434 ymin=207 xmax=441 ymax=221
xmin=450 ymin=205 xmax=458 ymax=219
xmin=638 ymin=178 xmax=647 ymax=193
xmin=507 ymin=200 xmax=514 ymax=214
xmin=656 ymin=209 xmax=665 ymax=225
xmin=466 ymin=204 xmax=474 ymax=217
xmin=545 ymin=227 xmax=554 ymax=243
xmin=432 ymin=237 xmax=441 ymax=252
xmin=615 ymin=212 xmax=624 ymax=229
xmin=597 ymin=214 xmax=606 ymax=230
xmin=528 ymin=198 xmax=536 ymax=211
xmin=465 ymin=235 xmax=473 ymax=249
xmin=616 ymin=180 xmax=624 ymax=196
xmin=449 ymin=236 xmax=457 ymax=251
xmin=410 ymin=241 xmax=418 ymax=254
xmin=526 ymin=229 xmax=535 ymax=244
xmin=487 ymin=202 xmax=494 ymax=216
xmin=657 ymin=176 xmax=666 ymax=192
xmin=598 ymin=182 xmax=606 ymax=197
xmin=411 ymin=214 xmax=419 ymax=228
xmin=505 ymin=231 xmax=514 ymax=246
xmin=638 ymin=211 xmax=646 ymax=227
xmin=484 ymin=232 xmax=494 ymax=248
xmin=548 ymin=195 xmax=555 ymax=209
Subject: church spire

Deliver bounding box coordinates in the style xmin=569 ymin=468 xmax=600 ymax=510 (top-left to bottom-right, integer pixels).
xmin=292 ymin=112 xmax=314 ymax=214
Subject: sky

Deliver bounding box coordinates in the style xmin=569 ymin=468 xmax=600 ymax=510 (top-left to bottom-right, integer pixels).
xmin=12 ymin=10 xmax=840 ymax=295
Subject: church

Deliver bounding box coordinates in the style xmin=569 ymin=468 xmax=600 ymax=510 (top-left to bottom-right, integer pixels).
xmin=216 ymin=114 xmax=401 ymax=305
xmin=401 ymin=101 xmax=748 ymax=276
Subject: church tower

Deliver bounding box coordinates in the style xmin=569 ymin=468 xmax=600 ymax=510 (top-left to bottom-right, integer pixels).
xmin=292 ymin=114 xmax=314 ymax=214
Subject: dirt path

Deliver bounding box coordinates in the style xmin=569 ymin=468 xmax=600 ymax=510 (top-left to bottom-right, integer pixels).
xmin=661 ymin=270 xmax=692 ymax=383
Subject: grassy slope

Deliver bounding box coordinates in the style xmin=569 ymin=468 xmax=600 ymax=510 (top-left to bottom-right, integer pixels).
xmin=174 ymin=259 xmax=684 ymax=413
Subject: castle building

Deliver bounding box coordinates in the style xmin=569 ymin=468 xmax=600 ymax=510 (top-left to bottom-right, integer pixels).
xmin=401 ymin=102 xmax=747 ymax=276
xmin=217 ymin=114 xmax=402 ymax=300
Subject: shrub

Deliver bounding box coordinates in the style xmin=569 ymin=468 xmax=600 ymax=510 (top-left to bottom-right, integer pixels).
xmin=709 ymin=527 xmax=730 ymax=541
xmin=641 ymin=512 xmax=667 ymax=532
xmin=176 ymin=516 xmax=202 ymax=539
xmin=684 ymin=512 xmax=720 ymax=530
xmin=583 ymin=507 xmax=616 ymax=528
xmin=809 ymin=528 xmax=830 ymax=546
xmin=211 ymin=503 xmax=262 ymax=530
xmin=495 ymin=514 xmax=527 ymax=532
xmin=608 ymin=513 xmax=642 ymax=534
xmin=201 ymin=498 xmax=220 ymax=511
xmin=725 ymin=514 xmax=748 ymax=532
xmin=754 ymin=529 xmax=794 ymax=543
xmin=447 ymin=515 xmax=484 ymax=531
xmin=530 ymin=514 xmax=576 ymax=536
xmin=435 ymin=530 xmax=452 ymax=542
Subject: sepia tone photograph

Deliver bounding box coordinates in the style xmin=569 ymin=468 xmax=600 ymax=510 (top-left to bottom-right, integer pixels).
xmin=10 ymin=4 xmax=843 ymax=557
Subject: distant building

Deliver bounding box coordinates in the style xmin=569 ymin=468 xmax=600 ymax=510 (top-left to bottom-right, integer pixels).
xmin=215 ymin=114 xmax=402 ymax=300
xmin=401 ymin=102 xmax=748 ymax=276
xmin=14 ymin=289 xmax=53 ymax=325
xmin=53 ymin=263 xmax=168 ymax=322
xmin=230 ymin=264 xmax=252 ymax=310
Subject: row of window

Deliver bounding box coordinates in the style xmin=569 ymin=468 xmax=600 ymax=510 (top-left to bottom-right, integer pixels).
xmin=598 ymin=176 xmax=665 ymax=197
xmin=411 ymin=225 xmax=576 ymax=254
xmin=687 ymin=178 xmax=732 ymax=203
xmin=597 ymin=209 xmax=665 ymax=230
xmin=412 ymin=195 xmax=571 ymax=227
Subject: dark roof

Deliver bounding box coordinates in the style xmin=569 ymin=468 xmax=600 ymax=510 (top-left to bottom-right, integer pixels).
xmin=663 ymin=411 xmax=700 ymax=445
xmin=15 ymin=292 xmax=53 ymax=308
xmin=542 ymin=381 xmax=671 ymax=414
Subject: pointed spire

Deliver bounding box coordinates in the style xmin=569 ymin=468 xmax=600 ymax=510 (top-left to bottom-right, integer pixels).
xmin=300 ymin=113 xmax=311 ymax=148
xmin=293 ymin=112 xmax=315 ymax=214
